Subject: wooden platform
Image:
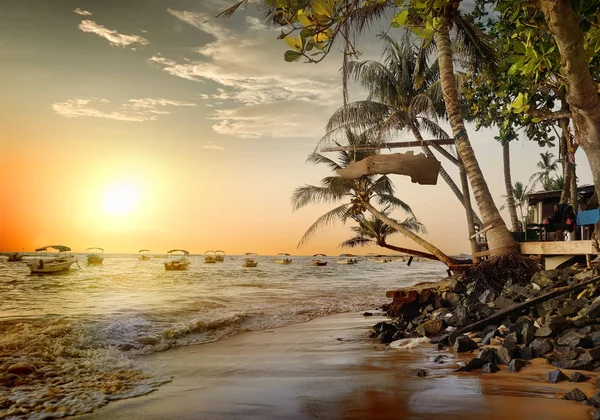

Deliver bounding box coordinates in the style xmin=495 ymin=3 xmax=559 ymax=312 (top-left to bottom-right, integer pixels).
xmin=519 ymin=240 xmax=598 ymax=255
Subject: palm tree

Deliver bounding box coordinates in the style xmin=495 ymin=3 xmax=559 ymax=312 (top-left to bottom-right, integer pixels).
xmin=292 ymin=130 xmax=456 ymax=266
xmin=320 ymin=34 xmax=483 ymax=228
xmin=512 ymin=181 xmax=532 ymax=230
xmin=502 ymin=141 xmax=519 ymax=232
xmin=339 ymin=211 xmax=439 ymax=260
xmin=529 ymin=151 xmax=560 ymax=191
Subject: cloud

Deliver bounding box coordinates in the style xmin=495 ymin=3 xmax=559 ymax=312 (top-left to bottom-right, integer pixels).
xmin=73 ymin=8 xmax=92 ymax=16
xmin=78 ymin=20 xmax=149 ymax=47
xmin=166 ymin=9 xmax=229 ymax=40
xmin=245 ymin=17 xmax=267 ymax=31
xmin=202 ymin=141 xmax=224 ymax=150
xmin=148 ymin=55 xmax=204 ymax=82
xmin=52 ymin=98 xmax=196 ymax=121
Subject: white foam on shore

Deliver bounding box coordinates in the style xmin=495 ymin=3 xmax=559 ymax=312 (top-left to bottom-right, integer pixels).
xmin=387 ymin=337 xmax=430 ymax=349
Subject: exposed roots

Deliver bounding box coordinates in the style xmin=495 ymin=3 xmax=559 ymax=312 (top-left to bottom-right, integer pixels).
xmin=465 ymin=253 xmax=542 ymax=301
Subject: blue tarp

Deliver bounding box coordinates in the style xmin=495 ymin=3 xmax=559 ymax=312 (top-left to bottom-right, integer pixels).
xmin=576 ymin=209 xmax=600 ymax=226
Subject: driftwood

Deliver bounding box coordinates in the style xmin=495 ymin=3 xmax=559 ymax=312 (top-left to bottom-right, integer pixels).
xmin=431 ymin=274 xmax=600 ymax=344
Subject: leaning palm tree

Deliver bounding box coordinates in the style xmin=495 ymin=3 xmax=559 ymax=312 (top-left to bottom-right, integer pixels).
xmin=319 ymin=33 xmax=483 ymax=228
xmin=529 ymin=151 xmax=560 ymax=191
xmin=340 ymin=211 xmax=439 ymax=260
xmin=292 ymin=130 xmax=456 ymax=266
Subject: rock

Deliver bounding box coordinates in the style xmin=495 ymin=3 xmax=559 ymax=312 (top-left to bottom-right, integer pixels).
xmin=363 ymin=312 xmax=373 ymax=316
xmin=521 ymin=321 xmax=537 ymax=345
xmin=493 ymin=296 xmax=514 ymax=310
xmin=558 ymin=305 xmax=580 ymax=317
xmin=138 ymin=335 xmax=160 ymax=345
xmin=530 ymin=338 xmax=555 ymax=357
xmin=557 ymin=331 xmax=594 ymax=348
xmin=571 ymin=371 xmax=591 ymax=382
xmin=576 ymin=347 xmax=600 ymax=365
xmin=534 ymin=316 xmax=570 ymax=338
xmin=413 ymin=369 xmax=428 ymax=377
xmin=481 ymin=330 xmax=497 ymax=345
xmin=432 ymin=355 xmax=447 ymax=364
xmin=583 ymin=302 xmax=600 ymax=319
xmin=553 ymin=346 xmax=581 ymax=362
xmin=590 ymin=331 xmax=600 ymax=344
xmin=573 ymin=270 xmax=594 ymax=282
xmin=453 ymin=335 xmax=479 ymax=353
xmin=562 ymin=388 xmax=588 ymax=402
xmin=482 ymin=362 xmax=500 ymax=373
xmin=589 ymin=392 xmax=600 ymax=408
xmin=547 ymin=369 xmax=569 ymax=383
xmin=478 ymin=348 xmax=498 ymax=364
xmin=504 ymin=331 xmax=520 ymax=345
xmin=456 ymin=357 xmax=486 ymax=372
xmin=497 ymin=345 xmax=519 ymax=365
xmin=376 ymin=329 xmax=396 ymax=344
xmin=593 ymin=409 xmax=600 ymax=420
xmin=478 ymin=290 xmax=496 ymax=304
xmin=531 ymin=271 xmax=556 ymax=288
xmin=520 ymin=347 xmax=534 ymax=360
xmin=415 ymin=318 xmax=443 ymax=337
xmin=446 ymin=307 xmax=471 ymax=328
xmin=7 ymin=363 xmax=35 ymax=376
xmin=508 ymin=359 xmax=527 ymax=373
xmin=443 ymin=292 xmax=461 ymax=307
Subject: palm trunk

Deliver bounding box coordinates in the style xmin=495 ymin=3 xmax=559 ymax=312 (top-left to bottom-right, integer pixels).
xmin=540 ymin=0 xmax=600 ymax=236
xmin=378 ymin=241 xmax=438 ymax=261
xmin=365 ymin=202 xmax=456 ymax=266
xmin=503 ymin=142 xmax=519 ymax=231
xmin=412 ymin=128 xmax=483 ymax=227
xmin=559 ymin=122 xmax=571 ymax=205
xmin=433 ymin=27 xmax=519 ymax=256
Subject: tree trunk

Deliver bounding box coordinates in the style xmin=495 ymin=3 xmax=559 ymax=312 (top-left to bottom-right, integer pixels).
xmin=378 ymin=240 xmax=439 ymax=261
xmin=459 ymin=157 xmax=481 ymax=262
xmin=412 ymin=128 xmax=483 ymax=227
xmin=540 ymin=0 xmax=600 ymax=236
xmin=433 ymin=27 xmax=519 ymax=256
xmin=365 ymin=202 xmax=456 ymax=266
xmin=503 ymin=142 xmax=519 ymax=231
xmin=559 ymin=120 xmax=571 ymax=205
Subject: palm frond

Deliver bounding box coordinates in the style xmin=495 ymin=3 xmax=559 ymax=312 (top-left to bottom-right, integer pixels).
xmin=452 ymin=14 xmax=498 ymax=73
xmin=339 ymin=236 xmax=374 ymax=248
xmin=297 ymin=204 xmax=351 ymax=248
xmin=400 ymin=216 xmax=427 ymax=234
xmin=291 ymin=184 xmax=344 ymax=211
xmin=376 ymin=194 xmax=414 ymax=216
xmin=215 ymin=0 xmax=248 ymax=19
xmin=306 ymin=152 xmax=342 ymax=171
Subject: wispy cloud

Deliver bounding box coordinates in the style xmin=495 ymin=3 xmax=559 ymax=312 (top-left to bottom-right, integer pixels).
xmin=78 ymin=20 xmax=149 ymax=47
xmin=202 ymin=141 xmax=224 ymax=150
xmin=73 ymin=8 xmax=92 ymax=16
xmin=52 ymin=98 xmax=195 ymax=122
xmin=166 ymin=8 xmax=229 ymax=40
xmin=148 ymin=55 xmax=203 ymax=82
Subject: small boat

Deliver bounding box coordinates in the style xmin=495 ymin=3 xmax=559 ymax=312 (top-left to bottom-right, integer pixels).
xmin=243 ymin=252 xmax=258 ymax=267
xmin=7 ymin=249 xmax=24 ymax=262
xmin=139 ymin=249 xmax=152 ymax=261
xmin=336 ymin=257 xmax=357 ymax=265
xmin=164 ymin=249 xmax=190 ymax=271
xmin=273 ymin=253 xmax=292 ymax=264
xmin=27 ymin=245 xmax=78 ymax=274
xmin=375 ymin=257 xmax=392 ymax=263
xmin=204 ymin=250 xmax=217 ymax=264
xmin=312 ymin=254 xmax=327 ymax=266
xmin=215 ymin=250 xmax=225 ymax=262
xmin=86 ymin=247 xmax=104 ymax=265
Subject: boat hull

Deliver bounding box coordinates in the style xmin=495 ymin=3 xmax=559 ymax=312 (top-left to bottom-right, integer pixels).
xmin=28 ymin=257 xmax=77 ymax=274
xmin=139 ymin=255 xmax=151 ymax=261
xmin=164 ymin=260 xmax=190 ymax=271
xmin=7 ymin=253 xmax=23 ymax=262
xmin=205 ymin=257 xmax=217 ymax=264
xmin=274 ymin=259 xmax=292 ymax=264
xmin=336 ymin=259 xmax=357 ymax=265
xmin=312 ymin=260 xmax=327 ymax=266
xmin=87 ymin=255 xmax=104 ymax=265
xmin=243 ymin=259 xmax=258 ymax=267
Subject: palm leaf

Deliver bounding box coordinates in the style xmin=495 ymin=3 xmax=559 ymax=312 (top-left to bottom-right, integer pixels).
xmin=291 ymin=184 xmax=344 ymax=211
xmin=339 ymin=236 xmax=374 ymax=248
xmin=297 ymin=204 xmax=351 ymax=247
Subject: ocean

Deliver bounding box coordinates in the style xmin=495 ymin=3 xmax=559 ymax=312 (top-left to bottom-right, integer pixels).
xmin=0 ymin=254 xmax=447 ymax=419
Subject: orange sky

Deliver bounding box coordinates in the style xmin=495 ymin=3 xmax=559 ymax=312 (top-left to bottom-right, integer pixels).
xmin=0 ymin=1 xmax=593 ymax=256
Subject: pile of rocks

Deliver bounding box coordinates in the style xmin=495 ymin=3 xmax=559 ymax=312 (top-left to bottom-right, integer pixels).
xmin=372 ymin=267 xmax=600 ymax=414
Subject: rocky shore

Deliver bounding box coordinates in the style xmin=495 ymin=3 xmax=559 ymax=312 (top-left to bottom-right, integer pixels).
xmin=372 ymin=264 xmax=600 ymax=418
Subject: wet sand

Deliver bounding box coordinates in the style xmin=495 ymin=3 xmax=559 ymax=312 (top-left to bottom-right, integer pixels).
xmin=79 ymin=313 xmax=597 ymax=419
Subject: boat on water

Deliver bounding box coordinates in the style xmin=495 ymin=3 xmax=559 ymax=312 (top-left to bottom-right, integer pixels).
xmin=273 ymin=253 xmax=292 ymax=264
xmin=27 ymin=245 xmax=78 ymax=274
xmin=243 ymin=252 xmax=258 ymax=267
xmin=312 ymin=254 xmax=328 ymax=266
xmin=215 ymin=250 xmax=225 ymax=262
xmin=86 ymin=247 xmax=104 ymax=265
xmin=139 ymin=249 xmax=152 ymax=261
xmin=375 ymin=257 xmax=392 ymax=263
xmin=204 ymin=250 xmax=217 ymax=264
xmin=7 ymin=249 xmax=24 ymax=262
xmin=164 ymin=249 xmax=190 ymax=271
xmin=336 ymin=257 xmax=358 ymax=265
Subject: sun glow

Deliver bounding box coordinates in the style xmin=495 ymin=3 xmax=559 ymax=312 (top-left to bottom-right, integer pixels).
xmin=103 ymin=182 xmax=140 ymax=215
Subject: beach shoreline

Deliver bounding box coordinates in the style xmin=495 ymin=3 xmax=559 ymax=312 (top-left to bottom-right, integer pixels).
xmin=77 ymin=311 xmax=597 ymax=420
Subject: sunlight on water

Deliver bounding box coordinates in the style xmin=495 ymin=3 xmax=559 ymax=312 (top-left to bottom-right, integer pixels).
xmin=0 ymin=254 xmax=447 ymax=418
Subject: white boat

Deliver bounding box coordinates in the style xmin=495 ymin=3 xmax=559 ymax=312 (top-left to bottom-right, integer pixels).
xmin=243 ymin=252 xmax=258 ymax=267
xmin=215 ymin=250 xmax=225 ymax=262
xmin=7 ymin=249 xmax=24 ymax=262
xmin=164 ymin=249 xmax=190 ymax=271
xmin=86 ymin=247 xmax=104 ymax=265
xmin=204 ymin=250 xmax=217 ymax=264
xmin=139 ymin=249 xmax=152 ymax=261
xmin=273 ymin=253 xmax=292 ymax=264
xmin=336 ymin=257 xmax=358 ymax=265
xmin=27 ymin=245 xmax=78 ymax=274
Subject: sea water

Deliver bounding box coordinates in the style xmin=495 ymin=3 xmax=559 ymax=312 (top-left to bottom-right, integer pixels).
xmin=0 ymin=254 xmax=446 ymax=418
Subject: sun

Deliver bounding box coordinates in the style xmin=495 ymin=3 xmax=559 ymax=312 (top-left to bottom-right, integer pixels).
xmin=103 ymin=182 xmax=140 ymax=215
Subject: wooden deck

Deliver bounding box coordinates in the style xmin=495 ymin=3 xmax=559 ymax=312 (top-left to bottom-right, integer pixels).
xmin=519 ymin=240 xmax=598 ymax=255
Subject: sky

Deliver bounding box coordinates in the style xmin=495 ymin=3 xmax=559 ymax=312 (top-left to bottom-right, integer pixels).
xmin=0 ymin=0 xmax=593 ymax=256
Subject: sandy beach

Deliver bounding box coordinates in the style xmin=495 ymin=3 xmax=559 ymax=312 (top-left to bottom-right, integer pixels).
xmin=77 ymin=312 xmax=597 ymax=420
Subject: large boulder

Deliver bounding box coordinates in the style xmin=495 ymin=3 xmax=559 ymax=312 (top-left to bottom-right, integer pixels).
xmin=415 ymin=318 xmax=443 ymax=337
xmin=454 ymin=335 xmax=479 ymax=353
xmin=552 ymin=346 xmax=580 ymax=362
xmin=556 ymin=331 xmax=594 ymax=348
xmin=530 ymin=338 xmax=555 ymax=357
xmin=534 ymin=316 xmax=570 ymax=338
xmin=547 ymin=369 xmax=569 ymax=383
xmin=562 ymin=388 xmax=588 ymax=402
